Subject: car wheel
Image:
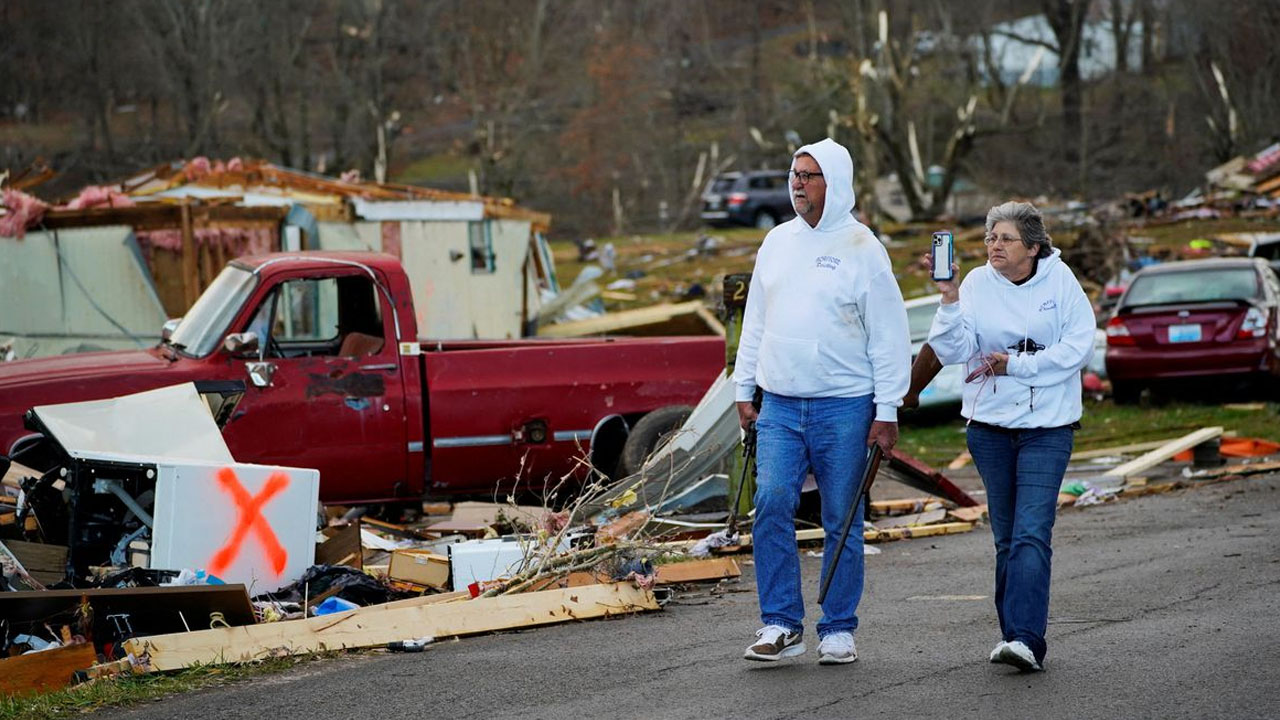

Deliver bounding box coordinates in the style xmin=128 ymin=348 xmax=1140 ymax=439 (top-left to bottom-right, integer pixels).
xmin=753 ymin=211 xmax=777 ymax=229
xmin=617 ymin=405 xmax=694 ymax=477
xmin=1111 ymin=381 xmax=1141 ymax=405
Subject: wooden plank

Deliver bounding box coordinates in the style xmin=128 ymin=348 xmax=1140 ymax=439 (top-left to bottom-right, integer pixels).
xmin=125 ymin=582 xmax=659 ymax=671
xmin=377 ymin=590 xmax=470 ymax=610
xmin=0 ymin=643 xmax=97 ymax=696
xmin=946 ymin=451 xmax=972 ymax=470
xmin=1070 ymin=439 xmax=1172 ymax=461
xmin=3 ymin=540 xmax=67 ymax=586
xmin=870 ymin=498 xmax=943 ymax=516
xmin=2 ymin=460 xmax=40 ymax=489
xmin=315 ymin=520 xmax=362 ymax=569
xmin=872 ymin=508 xmax=948 ymax=530
xmin=1186 ymin=460 xmax=1280 ymax=480
xmin=361 ymin=517 xmax=433 ymax=541
xmin=1104 ymin=427 xmax=1224 ymax=478
xmin=655 ymin=557 xmax=740 ymax=585
xmin=180 ymin=202 xmax=199 ymax=309
xmin=864 ymin=522 xmax=975 ymax=543
xmin=947 ymin=504 xmax=988 ymax=523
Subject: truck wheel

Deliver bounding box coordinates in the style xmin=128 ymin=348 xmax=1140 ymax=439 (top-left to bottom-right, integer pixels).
xmin=618 ymin=405 xmax=694 ymax=477
xmin=754 ymin=210 xmax=777 ymax=229
xmin=1111 ymin=381 xmax=1141 ymax=405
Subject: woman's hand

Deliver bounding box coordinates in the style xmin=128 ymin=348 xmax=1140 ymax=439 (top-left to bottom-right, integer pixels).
xmin=922 ymin=253 xmax=960 ymax=304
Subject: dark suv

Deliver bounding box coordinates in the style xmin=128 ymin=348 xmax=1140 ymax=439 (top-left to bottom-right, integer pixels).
xmin=700 ymin=170 xmax=794 ymax=229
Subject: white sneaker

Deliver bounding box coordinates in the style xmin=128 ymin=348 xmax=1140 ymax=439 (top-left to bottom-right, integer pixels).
xmin=989 ymin=641 xmax=1007 ymax=663
xmin=744 ymin=625 xmax=806 ymax=661
xmin=993 ymin=640 xmax=1042 ymax=672
xmin=818 ymin=631 xmax=858 ymax=665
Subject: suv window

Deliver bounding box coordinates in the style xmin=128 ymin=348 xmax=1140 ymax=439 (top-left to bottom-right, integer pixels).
xmin=710 ymin=177 xmax=738 ymax=193
xmin=748 ymin=175 xmax=785 ymax=190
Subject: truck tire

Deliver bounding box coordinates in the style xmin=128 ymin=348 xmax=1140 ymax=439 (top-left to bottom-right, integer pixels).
xmin=1111 ymin=381 xmax=1141 ymax=405
xmin=618 ymin=405 xmax=694 ymax=477
xmin=754 ymin=210 xmax=778 ymax=229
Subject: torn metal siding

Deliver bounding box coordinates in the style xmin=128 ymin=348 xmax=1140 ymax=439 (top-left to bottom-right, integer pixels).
xmin=0 ymin=226 xmax=167 ymax=358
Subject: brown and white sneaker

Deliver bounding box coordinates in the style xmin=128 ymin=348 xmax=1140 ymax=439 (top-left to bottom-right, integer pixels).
xmin=744 ymin=625 xmax=806 ymax=661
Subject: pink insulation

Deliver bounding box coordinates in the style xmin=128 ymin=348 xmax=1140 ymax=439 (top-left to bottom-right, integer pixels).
xmin=0 ymin=189 xmax=50 ymax=239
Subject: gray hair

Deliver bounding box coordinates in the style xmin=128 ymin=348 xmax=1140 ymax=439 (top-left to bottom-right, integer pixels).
xmin=985 ymin=201 xmax=1053 ymax=259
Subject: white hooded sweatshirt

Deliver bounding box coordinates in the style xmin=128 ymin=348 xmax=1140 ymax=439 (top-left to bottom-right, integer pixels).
xmin=927 ymin=248 xmax=1095 ymax=428
xmin=733 ymin=138 xmax=911 ymax=422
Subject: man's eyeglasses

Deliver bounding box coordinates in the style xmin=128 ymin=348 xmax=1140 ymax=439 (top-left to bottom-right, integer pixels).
xmin=983 ymin=233 xmax=1022 ymax=246
xmin=788 ymin=170 xmax=824 ymax=185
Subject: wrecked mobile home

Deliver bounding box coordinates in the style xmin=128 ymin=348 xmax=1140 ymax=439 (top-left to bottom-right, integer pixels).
xmin=0 ymin=157 xmax=557 ymax=360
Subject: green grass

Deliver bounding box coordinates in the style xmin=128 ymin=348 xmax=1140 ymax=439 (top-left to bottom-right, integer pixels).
xmin=391 ymin=153 xmax=474 ymax=186
xmin=0 ymin=655 xmax=336 ymax=720
xmin=900 ymin=399 xmax=1280 ymax=468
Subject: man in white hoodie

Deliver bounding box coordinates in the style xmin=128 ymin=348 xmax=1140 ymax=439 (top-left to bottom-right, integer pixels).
xmin=735 ymin=138 xmax=911 ymax=665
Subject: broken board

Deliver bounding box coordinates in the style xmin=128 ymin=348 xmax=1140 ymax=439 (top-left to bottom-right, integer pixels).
xmin=126 ymin=581 xmax=659 ymax=671
xmin=0 ymin=642 xmax=97 ymax=696
xmin=655 ymin=557 xmax=740 ymax=584
xmin=3 ymin=540 xmax=69 ymax=586
xmin=1103 ymin=427 xmax=1224 ymax=478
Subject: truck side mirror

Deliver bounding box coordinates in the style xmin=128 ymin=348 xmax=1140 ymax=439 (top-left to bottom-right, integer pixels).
xmin=223 ymin=331 xmax=261 ymax=357
xmin=161 ymin=318 xmax=182 ymax=341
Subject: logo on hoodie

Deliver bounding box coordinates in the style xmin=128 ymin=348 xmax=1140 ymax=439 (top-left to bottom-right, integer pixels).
xmin=1008 ymin=338 xmax=1046 ymax=355
xmin=815 ymin=255 xmax=841 ymax=270
xmin=1039 ymin=299 xmax=1057 ymax=311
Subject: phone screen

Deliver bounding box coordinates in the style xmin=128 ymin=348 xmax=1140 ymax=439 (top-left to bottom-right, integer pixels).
xmin=931 ymin=231 xmax=954 ymax=282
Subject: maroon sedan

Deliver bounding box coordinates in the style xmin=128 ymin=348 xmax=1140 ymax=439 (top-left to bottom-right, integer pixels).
xmin=1105 ymin=257 xmax=1280 ymax=403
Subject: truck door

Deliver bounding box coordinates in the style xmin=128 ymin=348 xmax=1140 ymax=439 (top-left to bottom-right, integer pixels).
xmin=220 ymin=271 xmax=408 ymax=504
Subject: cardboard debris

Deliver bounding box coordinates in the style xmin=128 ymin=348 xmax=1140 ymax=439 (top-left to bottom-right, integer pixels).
xmin=388 ymin=550 xmax=450 ymax=589
xmin=315 ymin=521 xmax=363 ymax=569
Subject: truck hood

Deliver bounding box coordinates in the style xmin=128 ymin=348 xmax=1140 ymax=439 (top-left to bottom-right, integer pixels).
xmin=0 ymin=349 xmax=172 ymax=394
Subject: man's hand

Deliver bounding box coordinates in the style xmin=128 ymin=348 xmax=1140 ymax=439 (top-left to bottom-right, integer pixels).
xmin=903 ymin=343 xmax=943 ymax=410
xmin=867 ymin=421 xmax=898 ymax=452
xmin=736 ymin=400 xmax=758 ymax=431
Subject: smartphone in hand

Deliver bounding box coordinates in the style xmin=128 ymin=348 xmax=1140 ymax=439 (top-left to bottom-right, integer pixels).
xmin=931 ymin=231 xmax=954 ymax=282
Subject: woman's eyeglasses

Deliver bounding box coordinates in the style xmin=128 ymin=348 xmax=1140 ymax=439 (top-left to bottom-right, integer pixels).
xmin=983 ymin=234 xmax=1022 ymax=246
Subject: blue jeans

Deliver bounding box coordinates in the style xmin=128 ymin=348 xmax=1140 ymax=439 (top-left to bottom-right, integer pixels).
xmin=966 ymin=423 xmax=1074 ymax=664
xmin=752 ymin=391 xmax=874 ymax=638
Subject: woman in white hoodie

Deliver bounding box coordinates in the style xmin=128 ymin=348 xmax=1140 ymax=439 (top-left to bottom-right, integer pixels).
xmin=925 ymin=201 xmax=1094 ymax=673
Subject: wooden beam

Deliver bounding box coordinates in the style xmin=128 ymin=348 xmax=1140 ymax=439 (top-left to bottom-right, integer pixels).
xmin=1070 ymin=438 xmax=1172 ymax=461
xmin=125 ymin=582 xmax=658 ymax=671
xmin=2 ymin=460 xmax=40 ymax=490
xmin=655 ymin=557 xmax=740 ymax=585
xmin=1186 ymin=460 xmax=1280 ymax=480
xmin=0 ymin=643 xmax=97 ymax=696
xmin=872 ymin=508 xmax=948 ymax=530
xmin=864 ymin=522 xmax=975 ymax=543
xmin=1104 ymin=427 xmax=1224 ymax=478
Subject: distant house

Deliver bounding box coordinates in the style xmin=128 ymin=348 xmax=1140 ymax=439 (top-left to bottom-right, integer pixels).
xmin=976 ymin=14 xmax=1144 ymax=87
xmin=872 ymin=168 xmax=993 ymax=224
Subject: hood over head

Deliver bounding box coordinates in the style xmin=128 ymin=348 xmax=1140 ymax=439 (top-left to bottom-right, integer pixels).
xmin=791 ymin=138 xmax=857 ymax=233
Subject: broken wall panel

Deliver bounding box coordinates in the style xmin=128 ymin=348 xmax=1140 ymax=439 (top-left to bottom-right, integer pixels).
xmin=0 ymin=226 xmax=167 ymax=358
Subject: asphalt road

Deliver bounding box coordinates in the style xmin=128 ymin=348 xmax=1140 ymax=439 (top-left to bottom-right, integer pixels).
xmin=103 ymin=471 xmax=1280 ymax=720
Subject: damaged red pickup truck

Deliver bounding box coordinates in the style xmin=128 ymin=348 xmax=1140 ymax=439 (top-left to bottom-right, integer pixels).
xmin=0 ymin=252 xmax=722 ymax=505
